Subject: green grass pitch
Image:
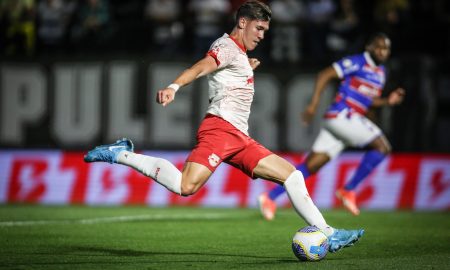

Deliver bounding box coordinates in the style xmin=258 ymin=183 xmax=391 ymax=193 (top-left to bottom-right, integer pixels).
xmin=0 ymin=205 xmax=449 ymax=270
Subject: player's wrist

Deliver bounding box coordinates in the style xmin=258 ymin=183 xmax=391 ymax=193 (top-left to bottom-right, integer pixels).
xmin=167 ymin=83 xmax=180 ymax=93
xmin=387 ymin=97 xmax=396 ymax=106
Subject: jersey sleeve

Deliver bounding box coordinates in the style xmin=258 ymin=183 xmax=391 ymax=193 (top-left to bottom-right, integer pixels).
xmin=207 ymin=40 xmax=237 ymax=69
xmin=332 ymin=55 xmax=362 ymax=79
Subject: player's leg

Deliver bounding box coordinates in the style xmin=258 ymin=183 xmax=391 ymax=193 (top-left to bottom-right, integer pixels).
xmin=253 ymin=154 xmax=363 ymax=252
xmin=83 ymin=138 xmax=213 ymax=196
xmin=299 ymin=152 xmax=331 ymax=174
xmin=118 ymin=151 xmax=213 ymax=196
xmin=263 ymin=153 xmax=329 ymax=201
xmin=344 ymin=135 xmax=391 ymax=191
xmin=258 ymin=128 xmax=343 ymax=220
xmin=254 ymin=154 xmax=330 ymax=227
xmin=257 ymin=189 xmax=280 ymax=221
xmin=268 ymin=128 xmax=345 ymax=210
xmin=337 ymin=134 xmax=391 ymax=214
xmin=258 ymin=151 xmax=331 ymax=220
xmin=179 ymin=162 xmax=213 ymax=195
xmin=327 ymin=114 xmax=386 ymax=215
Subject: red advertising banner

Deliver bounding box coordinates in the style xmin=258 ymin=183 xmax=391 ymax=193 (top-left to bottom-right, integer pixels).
xmin=0 ymin=151 xmax=449 ymax=210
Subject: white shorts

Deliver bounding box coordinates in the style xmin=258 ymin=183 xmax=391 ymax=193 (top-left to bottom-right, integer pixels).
xmin=312 ymin=109 xmax=382 ymax=158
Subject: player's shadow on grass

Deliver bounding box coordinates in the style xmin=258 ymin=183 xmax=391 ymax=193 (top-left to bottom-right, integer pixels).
xmin=68 ymin=246 xmax=300 ymax=264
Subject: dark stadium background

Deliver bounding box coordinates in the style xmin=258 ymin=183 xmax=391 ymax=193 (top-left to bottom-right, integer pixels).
xmin=1 ymin=0 xmax=449 ymax=152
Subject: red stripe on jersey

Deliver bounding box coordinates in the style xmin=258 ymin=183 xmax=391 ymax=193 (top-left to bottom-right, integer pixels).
xmin=324 ymin=112 xmax=339 ymax=118
xmin=363 ymin=63 xmax=383 ymax=75
xmin=349 ymin=77 xmax=382 ymax=97
xmin=345 ymin=98 xmax=367 ymax=114
xmin=207 ymin=50 xmax=221 ymax=66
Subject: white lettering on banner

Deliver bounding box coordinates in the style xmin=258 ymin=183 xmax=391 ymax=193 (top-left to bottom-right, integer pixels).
xmin=202 ymin=165 xmax=240 ymax=207
xmin=415 ymin=159 xmax=450 ymax=209
xmin=247 ymin=178 xmax=276 ymax=208
xmin=147 ymin=183 xmax=171 ymax=206
xmin=358 ymin=158 xmax=404 ymax=209
xmin=0 ymin=152 xmax=75 ymax=204
xmin=0 ymin=65 xmax=46 ymax=144
xmin=148 ymin=63 xmax=195 ymax=147
xmin=85 ymin=163 xmax=131 ymax=205
xmin=313 ymin=154 xmax=404 ymax=209
xmin=53 ymin=64 xmax=102 ymax=145
xmin=313 ymin=158 xmax=342 ymax=208
xmin=0 ymin=151 xmax=450 ymax=209
xmin=0 ymin=154 xmax=13 ymax=202
xmin=36 ymin=153 xmax=75 ymax=204
xmin=107 ymin=62 xmax=145 ymax=144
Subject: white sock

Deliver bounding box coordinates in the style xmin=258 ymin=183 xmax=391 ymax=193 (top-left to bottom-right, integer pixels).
xmin=284 ymin=170 xmax=334 ymax=236
xmin=117 ymin=151 xmax=181 ymax=195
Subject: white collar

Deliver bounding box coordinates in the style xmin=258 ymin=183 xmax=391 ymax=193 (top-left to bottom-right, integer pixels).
xmin=364 ymin=51 xmax=377 ymax=67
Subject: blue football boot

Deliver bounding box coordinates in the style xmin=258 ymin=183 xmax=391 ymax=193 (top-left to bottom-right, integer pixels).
xmin=84 ymin=138 xmax=134 ymax=164
xmin=328 ymin=228 xmax=364 ymax=253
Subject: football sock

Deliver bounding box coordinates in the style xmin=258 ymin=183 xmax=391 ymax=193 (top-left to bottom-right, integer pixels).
xmin=296 ymin=163 xmax=311 ymax=179
xmin=344 ymin=150 xmax=386 ymax=190
xmin=284 ymin=170 xmax=330 ymax=234
xmin=117 ymin=151 xmax=181 ymax=194
xmin=267 ymin=163 xmax=312 ymax=201
xmin=268 ymin=185 xmax=285 ymax=200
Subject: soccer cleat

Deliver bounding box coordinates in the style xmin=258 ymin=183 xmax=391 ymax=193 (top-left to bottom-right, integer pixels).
xmin=258 ymin=192 xmax=277 ymax=221
xmin=336 ymin=188 xmax=360 ymax=215
xmin=327 ymin=228 xmax=364 ymax=253
xmin=84 ymin=138 xmax=134 ymax=164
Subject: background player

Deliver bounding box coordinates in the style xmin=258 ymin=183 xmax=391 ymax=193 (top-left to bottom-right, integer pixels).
xmin=84 ymin=0 xmax=363 ymax=252
xmin=259 ymin=32 xmax=405 ymax=219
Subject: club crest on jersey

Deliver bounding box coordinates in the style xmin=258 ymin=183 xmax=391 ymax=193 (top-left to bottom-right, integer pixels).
xmin=208 ymin=153 xmax=220 ymax=167
xmin=246 ymin=76 xmax=254 ymax=85
xmin=343 ymin=59 xmax=352 ymax=67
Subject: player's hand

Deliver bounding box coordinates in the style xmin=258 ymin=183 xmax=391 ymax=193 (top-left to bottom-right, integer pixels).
xmin=156 ymin=88 xmax=176 ymax=107
xmin=387 ymin=88 xmax=405 ymax=106
xmin=249 ymin=58 xmax=261 ymax=70
xmin=301 ymin=105 xmax=316 ymax=125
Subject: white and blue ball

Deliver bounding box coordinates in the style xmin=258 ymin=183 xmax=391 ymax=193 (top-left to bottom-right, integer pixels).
xmin=292 ymin=225 xmax=329 ymax=261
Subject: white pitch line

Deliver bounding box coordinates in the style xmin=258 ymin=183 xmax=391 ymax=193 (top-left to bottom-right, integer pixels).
xmin=0 ymin=213 xmax=230 ymax=227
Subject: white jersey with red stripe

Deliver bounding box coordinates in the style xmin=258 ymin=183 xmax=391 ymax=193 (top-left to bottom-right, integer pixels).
xmin=205 ymin=33 xmax=255 ymax=135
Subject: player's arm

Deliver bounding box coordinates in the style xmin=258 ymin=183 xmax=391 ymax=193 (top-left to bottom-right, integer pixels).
xmin=302 ymin=66 xmax=339 ymax=124
xmin=371 ymin=87 xmax=405 ymax=107
xmin=156 ymin=55 xmax=218 ymax=106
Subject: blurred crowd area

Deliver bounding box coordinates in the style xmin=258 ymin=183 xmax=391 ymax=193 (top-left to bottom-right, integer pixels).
xmin=0 ymin=0 xmax=449 ymax=66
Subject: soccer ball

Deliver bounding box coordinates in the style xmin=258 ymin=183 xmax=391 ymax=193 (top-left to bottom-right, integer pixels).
xmin=292 ymin=225 xmax=329 ymax=261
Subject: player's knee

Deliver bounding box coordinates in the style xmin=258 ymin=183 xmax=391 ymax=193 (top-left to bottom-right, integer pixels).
xmin=180 ymin=182 xmax=197 ymax=196
xmin=377 ymin=144 xmax=391 ymax=155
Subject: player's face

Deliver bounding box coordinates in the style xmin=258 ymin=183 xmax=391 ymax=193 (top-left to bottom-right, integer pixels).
xmin=242 ymin=19 xmax=269 ymax=51
xmin=369 ymin=37 xmax=391 ymax=64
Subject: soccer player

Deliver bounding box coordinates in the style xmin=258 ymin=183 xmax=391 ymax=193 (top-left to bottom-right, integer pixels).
xmin=84 ymin=0 xmax=363 ymax=252
xmin=258 ymin=33 xmax=405 ymax=220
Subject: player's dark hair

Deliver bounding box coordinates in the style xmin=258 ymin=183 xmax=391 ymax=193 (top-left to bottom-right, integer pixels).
xmin=236 ymin=1 xmax=271 ymax=23
xmin=366 ymin=32 xmax=390 ymax=46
